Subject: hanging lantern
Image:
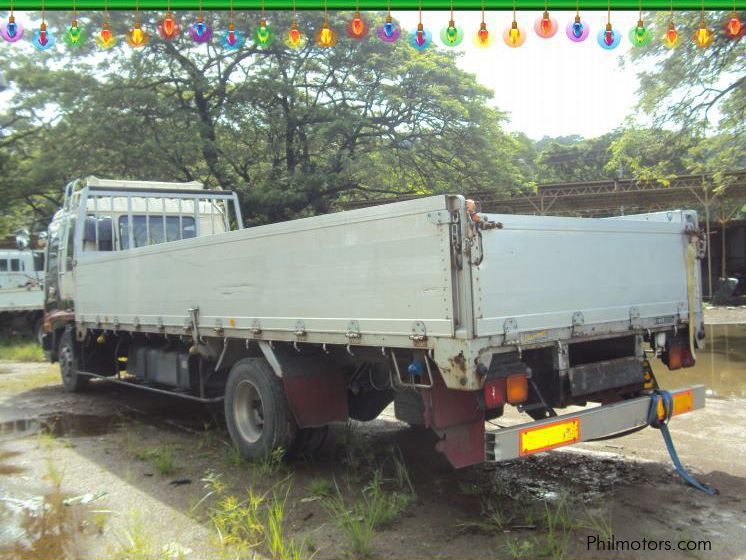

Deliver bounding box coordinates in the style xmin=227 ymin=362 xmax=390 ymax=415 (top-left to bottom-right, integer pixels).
xmin=285 ymin=20 xmax=305 ymax=48
xmin=253 ymin=17 xmax=275 ymax=47
xmin=64 ymin=19 xmax=86 ymax=47
xmin=127 ymin=21 xmax=150 ymax=47
xmin=662 ymin=20 xmax=679 ymax=48
xmin=221 ymin=22 xmax=245 ymax=49
xmin=376 ymin=13 xmax=400 ymax=43
xmin=693 ymin=19 xmax=713 ymax=48
xmin=157 ymin=11 xmax=181 ymax=40
xmin=629 ymin=18 xmax=652 ymax=46
xmin=315 ymin=21 xmax=337 ymax=47
xmin=474 ymin=21 xmax=493 ymax=47
xmin=566 ymin=15 xmax=589 ymax=42
xmin=1 ymin=14 xmax=24 ymax=43
xmin=503 ymin=20 xmax=526 ymax=47
xmin=534 ymin=10 xmax=558 ymax=38
xmin=409 ymin=22 xmax=432 ymax=51
xmin=347 ymin=11 xmax=369 ymax=39
xmin=724 ymin=12 xmax=743 ymax=39
xmin=189 ymin=16 xmax=213 ymax=43
xmin=32 ymin=22 xmax=56 ymax=51
xmin=597 ymin=22 xmax=620 ymax=49
xmin=95 ymin=20 xmax=117 ymax=49
xmin=440 ymin=19 xmax=464 ymax=46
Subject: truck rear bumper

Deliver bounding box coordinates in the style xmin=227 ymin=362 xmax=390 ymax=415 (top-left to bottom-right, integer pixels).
xmin=485 ymin=385 xmax=705 ymax=462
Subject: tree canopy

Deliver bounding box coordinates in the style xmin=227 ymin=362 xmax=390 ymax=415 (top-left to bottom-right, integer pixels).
xmin=0 ymin=11 xmax=524 ymax=234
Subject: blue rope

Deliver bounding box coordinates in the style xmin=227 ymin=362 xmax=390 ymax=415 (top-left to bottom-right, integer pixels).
xmin=647 ymin=390 xmax=718 ymax=496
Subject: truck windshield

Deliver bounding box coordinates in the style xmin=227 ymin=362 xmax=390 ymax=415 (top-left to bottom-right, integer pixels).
xmin=119 ymin=215 xmax=196 ymax=249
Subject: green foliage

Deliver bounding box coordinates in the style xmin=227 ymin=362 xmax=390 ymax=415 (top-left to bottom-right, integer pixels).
xmin=628 ymin=11 xmax=744 ymax=135
xmin=323 ymin=471 xmax=414 ymax=558
xmin=0 ymin=337 xmax=45 ymax=362
xmin=0 ymin=11 xmax=523 ymax=237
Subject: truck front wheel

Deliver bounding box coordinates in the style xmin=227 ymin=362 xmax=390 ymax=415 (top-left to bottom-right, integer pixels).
xmin=59 ymin=329 xmax=89 ymax=393
xmin=224 ymin=358 xmax=297 ymax=461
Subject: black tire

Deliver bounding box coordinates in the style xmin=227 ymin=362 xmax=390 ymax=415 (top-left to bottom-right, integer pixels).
xmin=59 ymin=328 xmax=89 ymax=393
xmin=288 ymin=426 xmax=329 ymax=458
xmin=224 ymin=358 xmax=297 ymax=461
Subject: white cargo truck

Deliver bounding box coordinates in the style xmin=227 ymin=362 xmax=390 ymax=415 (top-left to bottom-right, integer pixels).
xmin=43 ymin=177 xmax=707 ymax=467
xmin=0 ymin=246 xmax=45 ymax=342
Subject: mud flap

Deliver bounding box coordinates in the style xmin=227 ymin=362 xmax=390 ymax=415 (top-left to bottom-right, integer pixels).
xmin=435 ymin=420 xmax=485 ymax=469
xmin=422 ymin=367 xmax=485 ymax=469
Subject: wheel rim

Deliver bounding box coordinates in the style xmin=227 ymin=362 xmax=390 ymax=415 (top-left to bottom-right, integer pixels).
xmin=234 ymin=379 xmax=265 ymax=444
xmin=60 ymin=345 xmax=74 ymax=383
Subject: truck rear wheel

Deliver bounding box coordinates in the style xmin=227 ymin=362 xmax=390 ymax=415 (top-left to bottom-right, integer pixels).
xmin=59 ymin=329 xmax=89 ymax=393
xmin=224 ymin=358 xmax=297 ymax=461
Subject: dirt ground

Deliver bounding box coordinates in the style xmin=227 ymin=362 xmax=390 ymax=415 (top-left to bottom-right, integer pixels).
xmin=1 ymin=339 xmax=745 ymax=560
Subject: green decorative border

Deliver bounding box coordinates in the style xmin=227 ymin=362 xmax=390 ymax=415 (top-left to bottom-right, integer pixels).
xmin=1 ymin=0 xmax=740 ymax=9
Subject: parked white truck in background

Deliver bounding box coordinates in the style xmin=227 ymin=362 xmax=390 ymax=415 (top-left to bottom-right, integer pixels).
xmin=0 ymin=243 xmax=45 ymax=342
xmin=42 ymin=177 xmax=707 ymax=468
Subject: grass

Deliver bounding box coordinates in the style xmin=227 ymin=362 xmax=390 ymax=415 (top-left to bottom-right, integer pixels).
xmin=0 ymin=336 xmax=45 ymax=362
xmin=142 ymin=445 xmax=177 ymax=475
xmin=111 ymin=511 xmax=190 ymax=560
xmin=127 ymin=439 xmax=178 ymax=476
xmin=203 ymin=474 xmax=306 ymax=560
xmin=308 ymin=478 xmax=335 ymax=499
xmin=323 ymin=471 xmax=414 ymax=558
xmin=0 ymin=364 xmax=59 ymax=392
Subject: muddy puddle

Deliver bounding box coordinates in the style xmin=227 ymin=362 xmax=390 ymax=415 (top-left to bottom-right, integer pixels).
xmin=0 ymin=414 xmax=123 ymax=440
xmin=0 ymin=479 xmax=105 ymax=559
xmin=653 ymin=323 xmax=746 ymax=398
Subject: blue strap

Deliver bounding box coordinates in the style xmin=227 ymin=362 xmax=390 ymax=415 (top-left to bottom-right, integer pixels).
xmin=647 ymin=390 xmax=718 ymax=496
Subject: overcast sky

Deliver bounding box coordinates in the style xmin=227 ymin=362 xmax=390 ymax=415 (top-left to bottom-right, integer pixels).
xmin=2 ymin=10 xmax=649 ymax=140
xmin=396 ymin=10 xmax=646 ymax=140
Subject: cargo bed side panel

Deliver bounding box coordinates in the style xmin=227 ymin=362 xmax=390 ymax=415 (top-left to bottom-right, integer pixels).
xmin=473 ymin=213 xmax=693 ymax=338
xmin=74 ymin=196 xmax=455 ymax=340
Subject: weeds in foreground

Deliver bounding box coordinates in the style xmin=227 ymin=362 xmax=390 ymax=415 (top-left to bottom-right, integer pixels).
xmin=111 ymin=511 xmax=191 ymax=560
xmin=542 ymin=496 xmax=574 ymax=560
xmin=199 ymin=470 xmax=307 ymax=560
xmin=0 ymin=337 xmax=45 ymax=362
xmin=0 ymin=365 xmax=59 ymax=392
xmin=323 ymin=471 xmax=414 ymax=558
xmin=132 ymin=444 xmax=178 ymax=475
xmin=308 ymin=478 xmax=334 ymax=498
xmin=499 ymin=494 xmax=581 ymax=560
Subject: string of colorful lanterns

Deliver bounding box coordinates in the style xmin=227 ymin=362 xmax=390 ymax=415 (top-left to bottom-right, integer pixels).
xmin=1 ymin=6 xmax=742 ymax=51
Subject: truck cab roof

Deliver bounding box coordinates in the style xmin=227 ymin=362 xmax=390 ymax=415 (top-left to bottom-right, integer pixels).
xmin=83 ymin=177 xmax=208 ymax=191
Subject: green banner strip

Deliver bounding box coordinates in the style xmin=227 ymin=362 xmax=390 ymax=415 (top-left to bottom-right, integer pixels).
xmin=1 ymin=0 xmax=739 ymax=9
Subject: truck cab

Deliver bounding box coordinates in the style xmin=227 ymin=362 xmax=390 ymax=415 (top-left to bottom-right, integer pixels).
xmin=0 ymin=245 xmax=45 ymax=340
xmin=42 ymin=176 xmax=242 ymax=358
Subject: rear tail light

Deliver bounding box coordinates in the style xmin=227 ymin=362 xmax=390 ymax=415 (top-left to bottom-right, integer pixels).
xmin=506 ymin=374 xmax=529 ymax=405
xmin=484 ymin=378 xmax=505 ymax=409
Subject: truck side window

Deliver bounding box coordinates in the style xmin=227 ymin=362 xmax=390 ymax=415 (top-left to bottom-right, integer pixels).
xmin=119 ymin=216 xmax=196 ymax=249
xmin=66 ymin=218 xmax=76 ymax=270
xmin=10 ymin=259 xmax=20 ymax=272
xmin=0 ymin=259 xmax=6 ymax=272
xmin=33 ymin=252 xmax=45 ymax=272
xmin=82 ymin=217 xmax=113 ymax=252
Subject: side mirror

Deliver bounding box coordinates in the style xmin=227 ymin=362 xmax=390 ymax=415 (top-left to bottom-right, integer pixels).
xmin=14 ymin=229 xmax=30 ymax=250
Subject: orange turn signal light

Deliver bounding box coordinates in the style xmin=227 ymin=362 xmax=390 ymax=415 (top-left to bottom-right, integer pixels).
xmin=506 ymin=374 xmax=529 ymax=405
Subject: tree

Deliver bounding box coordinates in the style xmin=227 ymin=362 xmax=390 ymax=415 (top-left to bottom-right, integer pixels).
xmin=0 ymin=11 xmax=524 ymax=234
